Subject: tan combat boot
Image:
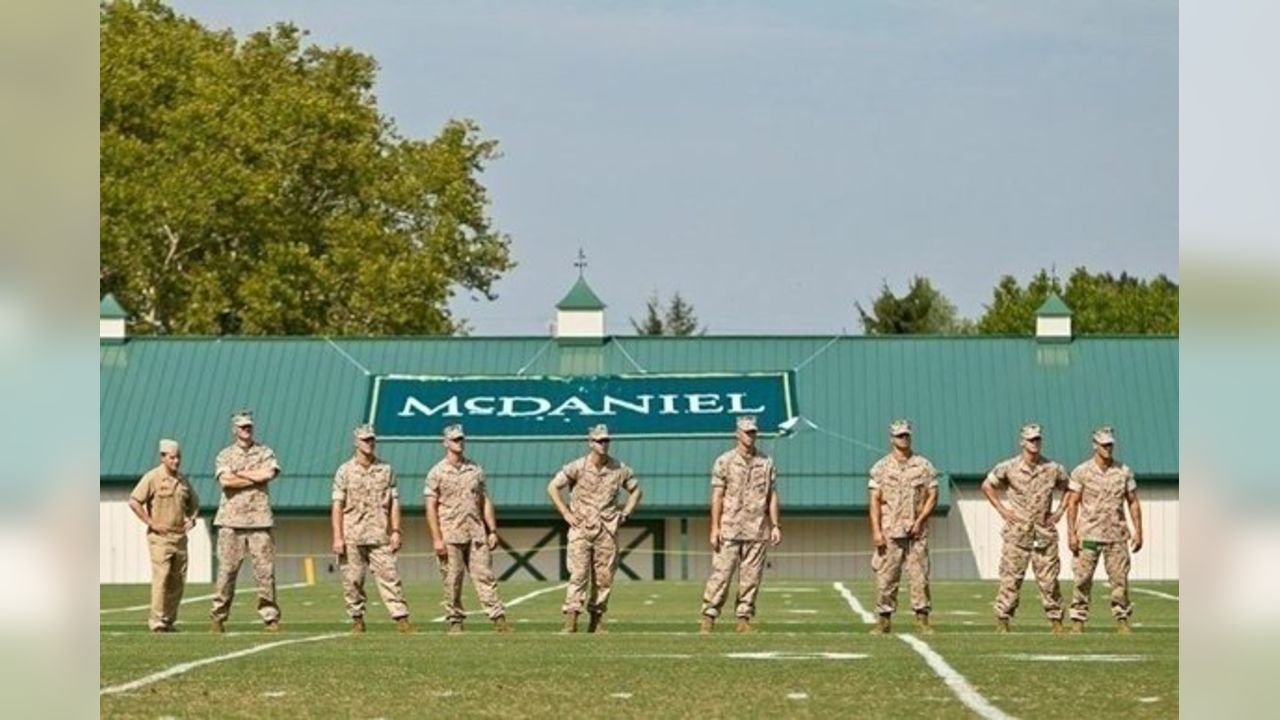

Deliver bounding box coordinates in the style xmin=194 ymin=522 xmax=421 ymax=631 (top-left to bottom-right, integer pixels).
xmin=561 ymin=612 xmax=579 ymax=634
xmin=447 ymin=621 xmax=464 ymax=635
xmin=698 ymin=616 xmax=715 ymax=635
xmin=869 ymin=615 xmax=891 ymax=635
xmin=734 ymin=618 xmax=757 ymax=634
xmin=914 ymin=612 xmax=935 ymax=635
xmin=1050 ymin=619 xmax=1065 ymax=635
xmin=350 ymin=617 xmax=366 ymax=634
xmin=1116 ymin=617 xmax=1133 ymax=634
xmin=264 ymin=620 xmax=281 ymax=633
xmin=396 ymin=618 xmax=413 ymax=634
xmin=1071 ymin=619 xmax=1085 ymax=634
xmin=493 ymin=616 xmax=513 ymax=633
xmin=588 ymin=613 xmax=607 ymax=634
xmin=210 ymin=619 xmax=225 ymax=634
xmin=995 ymin=617 xmax=1010 ymax=634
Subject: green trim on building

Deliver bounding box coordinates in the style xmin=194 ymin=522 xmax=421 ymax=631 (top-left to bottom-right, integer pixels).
xmin=100 ymin=294 xmax=128 ymax=319
xmin=1035 ymin=293 xmax=1073 ymax=317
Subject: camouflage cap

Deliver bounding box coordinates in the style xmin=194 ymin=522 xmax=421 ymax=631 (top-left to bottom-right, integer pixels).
xmin=231 ymin=410 xmax=254 ymax=427
xmin=158 ymin=438 xmax=181 ymax=454
xmin=353 ymin=423 xmax=376 ymax=440
xmin=443 ymin=424 xmax=466 ymax=440
xmin=587 ymin=424 xmax=611 ymax=440
xmin=889 ymin=419 xmax=913 ymax=436
xmin=736 ymin=415 xmax=759 ymax=432
xmin=1092 ymin=425 xmax=1116 ymax=444
xmin=1020 ymin=423 xmax=1043 ymax=440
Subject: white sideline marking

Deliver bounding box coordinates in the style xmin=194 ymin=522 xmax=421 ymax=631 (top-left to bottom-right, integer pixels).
xmin=832 ymin=582 xmax=1014 ymax=720
xmin=1131 ymin=587 xmax=1179 ymax=601
xmin=430 ymin=583 xmax=568 ymax=622
xmin=100 ymin=633 xmax=343 ymax=695
xmin=832 ymin=582 xmax=875 ymax=624
xmin=787 ymin=692 xmax=809 ymax=700
xmin=100 ymin=582 xmax=310 ymax=615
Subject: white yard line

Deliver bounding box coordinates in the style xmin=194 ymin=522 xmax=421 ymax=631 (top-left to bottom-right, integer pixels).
xmin=100 ymin=633 xmax=343 ymax=696
xmin=832 ymin=581 xmax=1015 ymax=720
xmin=100 ymin=582 xmax=311 ymax=615
xmin=898 ymin=634 xmax=1016 ymax=720
xmin=1130 ymin=587 xmax=1179 ymax=601
xmin=431 ymin=582 xmax=568 ymax=622
xmin=832 ymin=581 xmax=875 ymax=624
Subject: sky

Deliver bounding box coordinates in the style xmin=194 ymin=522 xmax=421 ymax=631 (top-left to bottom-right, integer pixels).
xmin=169 ymin=0 xmax=1177 ymax=335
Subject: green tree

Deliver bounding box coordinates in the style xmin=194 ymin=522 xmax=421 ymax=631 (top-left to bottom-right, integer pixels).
xmin=630 ymin=292 xmax=706 ymax=335
xmin=99 ymin=0 xmax=514 ymax=335
xmin=856 ymin=277 xmax=974 ymax=335
xmin=976 ymin=268 xmax=1179 ymax=335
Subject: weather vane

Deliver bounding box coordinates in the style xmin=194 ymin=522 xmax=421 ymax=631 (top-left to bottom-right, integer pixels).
xmin=574 ymin=248 xmax=588 ymax=278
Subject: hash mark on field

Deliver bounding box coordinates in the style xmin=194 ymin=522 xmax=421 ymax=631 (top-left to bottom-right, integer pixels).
xmin=100 ymin=633 xmax=343 ymax=695
xmin=1139 ymin=697 xmax=1160 ymax=703
xmin=1130 ymin=587 xmax=1179 ymax=601
xmin=787 ymin=692 xmax=809 ymax=700
xmin=1001 ymin=654 xmax=1145 ymax=663
xmin=610 ymin=692 xmax=633 ymax=699
xmin=100 ymin=582 xmax=311 ymax=614
xmin=261 ymin=691 xmax=287 ymax=698
xmin=786 ymin=609 xmax=818 ymax=614
xmin=430 ymin=583 xmax=568 ymax=622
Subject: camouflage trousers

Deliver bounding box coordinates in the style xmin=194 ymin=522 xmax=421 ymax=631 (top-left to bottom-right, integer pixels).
xmin=147 ymin=532 xmax=188 ymax=630
xmin=993 ymin=538 xmax=1063 ymax=620
xmin=436 ymin=540 xmax=504 ymax=622
xmin=1070 ymin=541 xmax=1132 ymax=621
xmin=211 ymin=527 xmax=280 ymax=623
xmin=701 ymin=539 xmax=768 ymax=619
xmin=871 ymin=536 xmax=931 ymax=616
xmin=342 ymin=543 xmax=409 ymax=620
xmin=562 ymin=527 xmax=618 ymax=616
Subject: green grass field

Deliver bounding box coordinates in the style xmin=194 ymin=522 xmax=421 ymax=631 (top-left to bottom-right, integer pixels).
xmin=100 ymin=578 xmax=1178 ymax=718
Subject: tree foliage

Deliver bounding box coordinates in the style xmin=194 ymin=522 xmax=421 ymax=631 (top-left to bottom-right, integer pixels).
xmin=630 ymin=292 xmax=705 ymax=336
xmin=977 ymin=268 xmax=1179 ymax=334
xmin=856 ymin=277 xmax=974 ymax=335
xmin=100 ymin=0 xmax=514 ymax=335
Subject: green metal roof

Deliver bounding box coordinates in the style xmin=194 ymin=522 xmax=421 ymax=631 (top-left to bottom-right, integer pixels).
xmin=1036 ymin=293 xmax=1073 ymax=317
xmin=102 ymin=335 xmax=1177 ymax=515
xmin=100 ymin=294 xmax=128 ymax=319
xmin=555 ymin=278 xmax=606 ymax=310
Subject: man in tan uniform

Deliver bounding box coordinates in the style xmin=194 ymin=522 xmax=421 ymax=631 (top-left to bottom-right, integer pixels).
xmin=332 ymin=423 xmax=411 ymax=634
xmin=425 ymin=424 xmax=510 ymax=634
xmin=867 ymin=419 xmax=939 ymax=635
xmin=699 ymin=415 xmax=781 ymax=634
xmin=981 ymin=424 xmax=1071 ymax=634
xmin=547 ymin=424 xmax=643 ymax=634
xmin=128 ymin=438 xmax=199 ymax=632
xmin=1065 ymin=426 xmax=1144 ymax=634
xmin=210 ymin=410 xmax=282 ymax=633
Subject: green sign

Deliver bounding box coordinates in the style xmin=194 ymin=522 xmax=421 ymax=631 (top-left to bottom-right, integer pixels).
xmin=368 ymin=372 xmax=797 ymax=440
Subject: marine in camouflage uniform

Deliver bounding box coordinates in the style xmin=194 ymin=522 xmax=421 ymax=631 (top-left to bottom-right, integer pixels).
xmin=210 ymin=411 xmax=283 ymax=632
xmin=700 ymin=415 xmax=781 ymax=634
xmin=867 ymin=419 xmax=939 ymax=635
xmin=332 ymin=423 xmax=411 ymax=634
xmin=1065 ymin=426 xmax=1144 ymax=633
xmin=425 ymin=424 xmax=509 ymax=633
xmin=127 ymin=439 xmax=199 ymax=632
xmin=547 ymin=424 xmax=643 ymax=633
xmin=981 ymin=424 xmax=1071 ymax=633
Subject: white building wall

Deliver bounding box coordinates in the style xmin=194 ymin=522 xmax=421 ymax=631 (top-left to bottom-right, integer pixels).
xmin=100 ymin=486 xmax=213 ymax=583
